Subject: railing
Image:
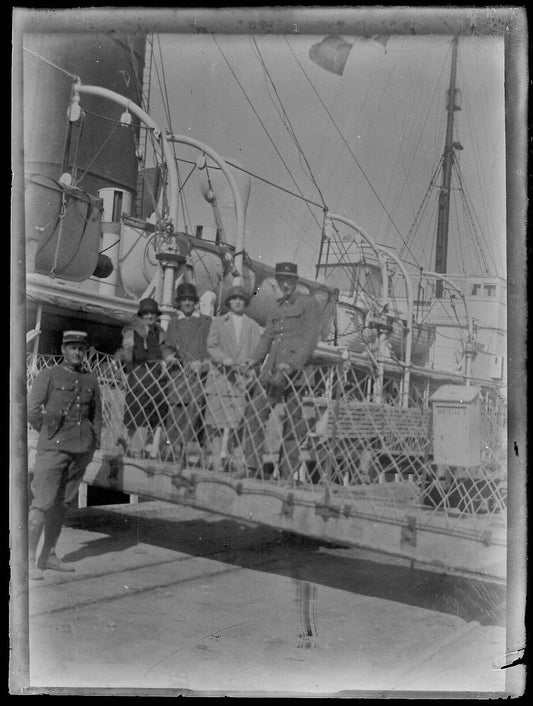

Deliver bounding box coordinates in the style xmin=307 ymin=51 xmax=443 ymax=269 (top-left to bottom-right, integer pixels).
xmin=27 ymin=351 xmax=507 ymax=546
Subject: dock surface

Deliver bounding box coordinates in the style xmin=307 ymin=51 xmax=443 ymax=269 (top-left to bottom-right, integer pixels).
xmin=27 ymin=500 xmax=507 ymax=696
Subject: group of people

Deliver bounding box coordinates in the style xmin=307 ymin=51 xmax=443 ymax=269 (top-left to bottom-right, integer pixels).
xmin=116 ymin=261 xmax=322 ymax=474
xmin=26 ymin=262 xmax=321 ymax=579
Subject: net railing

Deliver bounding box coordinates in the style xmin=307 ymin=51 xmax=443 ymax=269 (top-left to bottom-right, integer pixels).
xmin=27 ymin=351 xmax=507 ymax=542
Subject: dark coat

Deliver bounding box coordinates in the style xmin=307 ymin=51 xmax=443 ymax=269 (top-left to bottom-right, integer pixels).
xmin=117 ymin=317 xmax=165 ymax=372
xmin=116 ymin=318 xmax=166 ymax=431
xmin=162 ymin=313 xmax=212 ymax=365
xmin=253 ymin=291 xmax=321 ymax=374
xmin=27 ymin=363 xmax=102 ymax=454
xmin=162 ymin=314 xmax=212 ymax=406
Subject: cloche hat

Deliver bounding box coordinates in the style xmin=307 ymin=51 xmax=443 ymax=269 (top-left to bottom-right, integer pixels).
xmin=137 ymin=297 xmax=161 ymax=316
xmin=175 ymin=282 xmax=199 ymax=302
xmin=225 ymin=285 xmax=251 ymax=306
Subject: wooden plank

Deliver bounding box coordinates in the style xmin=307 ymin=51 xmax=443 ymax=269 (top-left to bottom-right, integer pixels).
xmin=78 ymin=452 xmax=507 ymax=581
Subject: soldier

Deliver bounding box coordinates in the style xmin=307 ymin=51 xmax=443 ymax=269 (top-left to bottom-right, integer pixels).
xmin=241 ymin=262 xmax=321 ymax=480
xmin=27 ymin=330 xmax=102 ymax=580
xmin=162 ymin=282 xmax=212 ymax=461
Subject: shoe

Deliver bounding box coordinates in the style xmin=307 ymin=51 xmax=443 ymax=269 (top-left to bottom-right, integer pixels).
xmin=39 ymin=553 xmax=75 ymax=572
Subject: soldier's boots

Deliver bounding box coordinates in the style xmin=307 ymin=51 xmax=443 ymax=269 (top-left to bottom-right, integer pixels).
xmin=39 ymin=552 xmax=75 ymax=572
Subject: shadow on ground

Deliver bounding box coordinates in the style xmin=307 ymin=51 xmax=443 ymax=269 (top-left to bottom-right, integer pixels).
xmin=63 ymin=505 xmax=505 ymax=627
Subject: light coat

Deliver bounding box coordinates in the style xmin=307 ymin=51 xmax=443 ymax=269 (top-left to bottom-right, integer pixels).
xmin=204 ymin=313 xmax=262 ymax=429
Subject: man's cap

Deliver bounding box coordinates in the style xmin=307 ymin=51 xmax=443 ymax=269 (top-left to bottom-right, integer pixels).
xmin=175 ymin=282 xmax=199 ymax=302
xmin=137 ymin=297 xmax=161 ymax=316
xmin=225 ymin=285 xmax=251 ymax=306
xmin=274 ymin=262 xmax=298 ymax=278
xmin=62 ymin=330 xmax=88 ymax=345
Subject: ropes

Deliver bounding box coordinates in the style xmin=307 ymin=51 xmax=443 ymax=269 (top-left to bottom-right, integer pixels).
xmin=76 ymin=125 xmax=120 ymax=186
xmin=454 ymin=163 xmax=494 ymax=275
xmin=400 ymin=159 xmax=443 ymax=260
xmin=23 ymin=46 xmax=79 ymax=80
xmin=174 ymin=156 xmax=324 ymax=210
xmin=211 ymin=34 xmax=324 ymax=234
xmin=250 ymin=36 xmax=327 ymax=210
xmin=284 ymin=37 xmax=417 ymax=264
xmin=154 ymin=34 xmax=193 ymax=233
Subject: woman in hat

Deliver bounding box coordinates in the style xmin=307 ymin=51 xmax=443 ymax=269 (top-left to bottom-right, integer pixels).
xmin=161 ymin=282 xmax=212 ymax=462
xmin=204 ymin=285 xmax=261 ymax=473
xmin=115 ymin=297 xmax=167 ymax=456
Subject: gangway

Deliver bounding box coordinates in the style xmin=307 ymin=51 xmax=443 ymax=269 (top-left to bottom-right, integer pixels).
xmin=27 ymin=346 xmax=507 ymax=582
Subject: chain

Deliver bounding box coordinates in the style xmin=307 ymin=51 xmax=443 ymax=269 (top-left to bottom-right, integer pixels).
xmin=50 ymin=191 xmax=68 ymax=278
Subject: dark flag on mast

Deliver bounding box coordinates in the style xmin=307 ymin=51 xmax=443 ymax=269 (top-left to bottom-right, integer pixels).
xmin=309 ymin=36 xmax=353 ymax=75
xmin=309 ymin=35 xmax=390 ymax=75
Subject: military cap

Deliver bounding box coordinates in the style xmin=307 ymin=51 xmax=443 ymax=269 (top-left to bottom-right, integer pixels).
xmin=274 ymin=262 xmax=298 ymax=278
xmin=62 ymin=330 xmax=89 ymax=345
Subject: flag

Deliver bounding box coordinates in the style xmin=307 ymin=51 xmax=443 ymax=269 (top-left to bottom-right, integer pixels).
xmin=309 ymin=36 xmax=353 ymax=76
xmin=309 ymin=34 xmax=390 ymax=75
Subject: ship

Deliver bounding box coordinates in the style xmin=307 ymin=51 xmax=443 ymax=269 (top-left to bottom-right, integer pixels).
xmin=21 ymin=29 xmax=508 ymax=580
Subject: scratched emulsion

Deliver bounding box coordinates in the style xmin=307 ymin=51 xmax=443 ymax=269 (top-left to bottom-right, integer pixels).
xmin=296 ymin=581 xmax=318 ymax=649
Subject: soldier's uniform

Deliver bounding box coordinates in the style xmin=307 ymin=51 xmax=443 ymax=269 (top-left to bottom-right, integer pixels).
xmin=241 ymin=263 xmax=321 ymax=479
xmin=27 ymin=330 xmax=101 ymax=578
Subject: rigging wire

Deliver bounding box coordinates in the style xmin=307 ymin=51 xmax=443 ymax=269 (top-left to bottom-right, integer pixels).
xmin=76 ymin=125 xmax=120 ymax=187
xmin=211 ymin=34 xmax=324 ymax=235
xmin=383 ymin=41 xmax=451 ymax=246
xmin=450 ymin=192 xmax=467 ymax=275
xmin=23 ymin=46 xmax=79 ymax=80
xmin=250 ymin=36 xmax=327 ymax=209
xmin=399 ymin=158 xmax=443 ymax=260
xmin=154 ymin=35 xmax=192 ymax=234
xmin=283 ymin=36 xmax=419 ymax=266
xmin=174 ymin=156 xmax=324 ymax=209
xmin=148 ymin=40 xmax=174 ymax=221
xmin=454 ymin=162 xmax=495 ymax=275
xmin=457 ymin=48 xmax=503 ymax=277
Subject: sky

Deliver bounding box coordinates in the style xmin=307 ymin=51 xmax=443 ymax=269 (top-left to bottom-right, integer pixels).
xmin=146 ymin=31 xmax=506 ymax=281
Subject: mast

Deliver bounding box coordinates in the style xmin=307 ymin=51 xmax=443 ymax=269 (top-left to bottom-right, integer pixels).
xmin=434 ymin=35 xmax=460 ymax=298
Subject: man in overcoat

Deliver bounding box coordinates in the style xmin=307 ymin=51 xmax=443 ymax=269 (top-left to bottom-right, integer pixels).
xmin=27 ymin=330 xmax=102 ymax=580
xmin=242 ymin=262 xmax=321 ymax=480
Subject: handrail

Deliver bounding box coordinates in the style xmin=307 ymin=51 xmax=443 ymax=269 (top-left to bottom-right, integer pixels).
xmin=326 ymin=213 xmax=414 ymax=406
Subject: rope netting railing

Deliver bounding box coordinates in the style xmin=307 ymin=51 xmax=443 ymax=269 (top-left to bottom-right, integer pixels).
xmin=26 ymin=350 xmax=507 ymax=542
